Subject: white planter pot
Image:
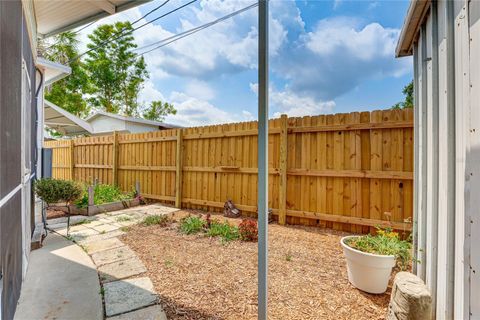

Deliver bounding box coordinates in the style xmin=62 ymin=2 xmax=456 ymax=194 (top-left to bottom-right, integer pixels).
xmin=341 ymin=236 xmax=396 ymax=294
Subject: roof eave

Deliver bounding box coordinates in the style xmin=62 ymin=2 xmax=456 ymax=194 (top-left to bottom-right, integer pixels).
xmin=39 ymin=0 xmax=152 ymax=38
xmin=396 ymin=0 xmax=431 ymax=57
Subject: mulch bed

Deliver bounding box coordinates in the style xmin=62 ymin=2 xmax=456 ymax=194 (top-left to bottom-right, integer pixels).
xmin=121 ymin=210 xmax=391 ymax=320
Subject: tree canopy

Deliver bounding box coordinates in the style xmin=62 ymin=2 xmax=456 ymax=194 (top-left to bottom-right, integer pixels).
xmin=143 ymin=100 xmax=177 ymax=121
xmin=40 ymin=22 xmax=176 ymax=121
xmin=391 ymin=80 xmax=413 ymax=109
xmin=42 ymin=31 xmax=91 ymax=117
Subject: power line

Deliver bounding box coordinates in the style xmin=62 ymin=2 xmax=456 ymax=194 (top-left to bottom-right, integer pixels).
xmin=136 ymin=2 xmax=258 ymax=56
xmin=131 ymin=0 xmax=171 ymax=25
xmin=70 ymin=0 xmax=197 ymax=63
xmin=45 ymin=0 xmax=170 ymax=52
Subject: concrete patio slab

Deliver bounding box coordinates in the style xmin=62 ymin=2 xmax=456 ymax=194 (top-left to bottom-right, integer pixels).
xmin=85 ymin=237 xmax=125 ymax=254
xmin=99 ymin=257 xmax=147 ymax=283
xmin=106 ymin=305 xmax=167 ymax=320
xmin=91 ymin=246 xmax=136 ymax=266
xmin=103 ymin=277 xmax=157 ymax=317
xmin=14 ymin=233 xmax=102 ymax=320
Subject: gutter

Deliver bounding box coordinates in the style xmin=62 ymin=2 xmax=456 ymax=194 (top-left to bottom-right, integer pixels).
xmin=396 ymin=0 xmax=431 ymax=57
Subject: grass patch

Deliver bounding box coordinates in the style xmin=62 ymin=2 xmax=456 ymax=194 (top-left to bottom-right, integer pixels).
xmin=179 ymin=216 xmax=205 ymax=235
xmin=120 ymin=226 xmax=131 ymax=232
xmin=285 ymin=251 xmax=293 ymax=262
xmin=116 ymin=216 xmax=132 ymax=222
xmin=206 ymin=221 xmax=239 ymax=242
xmin=143 ymin=215 xmax=170 ymax=226
xmin=71 ymin=219 xmax=91 ymax=226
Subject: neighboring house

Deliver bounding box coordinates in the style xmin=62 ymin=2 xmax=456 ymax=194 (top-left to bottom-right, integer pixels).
xmin=44 ymin=100 xmax=178 ymax=136
xmin=396 ymin=0 xmax=479 ymax=319
xmin=85 ymin=111 xmax=178 ymax=135
xmin=0 ymin=1 xmax=149 ymax=319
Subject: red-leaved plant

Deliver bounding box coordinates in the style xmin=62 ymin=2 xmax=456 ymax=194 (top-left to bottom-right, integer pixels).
xmin=239 ymin=219 xmax=258 ymax=242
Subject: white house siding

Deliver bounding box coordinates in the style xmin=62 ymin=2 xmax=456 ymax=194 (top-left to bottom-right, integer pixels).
xmin=411 ymin=0 xmax=480 ymax=318
xmin=88 ymin=116 xmax=127 ymax=134
xmin=124 ymin=121 xmax=159 ymax=133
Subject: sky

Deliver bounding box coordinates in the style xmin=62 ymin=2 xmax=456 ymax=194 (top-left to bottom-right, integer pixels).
xmin=76 ymin=0 xmax=412 ymax=127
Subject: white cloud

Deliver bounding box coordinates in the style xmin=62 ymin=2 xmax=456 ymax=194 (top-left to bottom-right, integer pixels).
xmin=274 ymin=17 xmax=411 ymax=100
xmin=165 ymin=91 xmax=252 ymax=127
xmin=184 ymin=80 xmax=215 ymax=101
xmin=249 ymin=83 xmax=335 ymax=117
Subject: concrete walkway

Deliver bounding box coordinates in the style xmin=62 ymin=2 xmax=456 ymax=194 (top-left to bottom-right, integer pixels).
xmin=45 ymin=204 xmax=176 ymax=319
xmin=14 ymin=232 xmax=103 ymax=320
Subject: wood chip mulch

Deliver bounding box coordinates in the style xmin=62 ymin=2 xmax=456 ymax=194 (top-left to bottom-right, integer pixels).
xmin=121 ymin=210 xmax=390 ymax=320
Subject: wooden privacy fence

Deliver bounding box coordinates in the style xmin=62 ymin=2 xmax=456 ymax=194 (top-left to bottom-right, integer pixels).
xmin=44 ymin=109 xmax=414 ymax=232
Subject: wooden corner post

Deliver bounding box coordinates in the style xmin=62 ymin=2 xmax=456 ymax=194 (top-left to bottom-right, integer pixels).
xmin=112 ymin=131 xmax=119 ymax=186
xmin=279 ymin=114 xmax=288 ymax=225
xmin=69 ymin=139 xmax=75 ymax=180
xmin=175 ymin=129 xmax=183 ymax=208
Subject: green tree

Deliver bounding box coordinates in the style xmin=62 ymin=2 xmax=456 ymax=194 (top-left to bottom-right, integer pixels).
xmin=392 ymin=80 xmax=414 ymax=109
xmin=42 ymin=31 xmax=91 ymax=117
xmin=85 ymin=22 xmax=148 ymax=115
xmin=143 ymin=100 xmax=177 ymax=121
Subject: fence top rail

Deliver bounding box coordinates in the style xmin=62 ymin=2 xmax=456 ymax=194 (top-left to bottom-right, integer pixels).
xmin=43 ymin=108 xmax=413 ymax=146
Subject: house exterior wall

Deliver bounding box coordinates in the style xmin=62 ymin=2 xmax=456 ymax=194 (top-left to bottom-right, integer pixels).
xmin=124 ymin=121 xmax=159 ymax=133
xmin=411 ymin=0 xmax=480 ymax=318
xmin=88 ymin=115 xmax=160 ymax=134
xmin=0 ymin=0 xmax=37 ymax=319
xmin=89 ymin=116 xmax=127 ymax=134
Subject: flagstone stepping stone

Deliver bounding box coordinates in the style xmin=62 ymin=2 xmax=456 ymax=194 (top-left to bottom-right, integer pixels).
xmin=91 ymin=246 xmax=136 ymax=266
xmin=99 ymin=257 xmax=146 ymax=283
xmin=69 ymin=227 xmax=100 ymax=241
xmin=85 ymin=238 xmax=125 ymax=254
xmin=106 ymin=305 xmax=167 ymax=320
xmin=103 ymin=277 xmax=157 ymax=317
xmin=90 ymin=223 xmax=120 ymax=233
xmin=77 ymin=230 xmax=125 ymax=245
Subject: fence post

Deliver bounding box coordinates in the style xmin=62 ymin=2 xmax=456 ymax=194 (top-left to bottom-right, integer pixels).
xmin=175 ymin=129 xmax=183 ymax=208
xmin=112 ymin=131 xmax=119 ymax=186
xmin=69 ymin=139 xmax=75 ymax=180
xmin=278 ymin=114 xmax=288 ymax=225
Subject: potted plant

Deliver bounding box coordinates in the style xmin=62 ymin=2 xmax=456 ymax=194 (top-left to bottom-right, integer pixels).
xmin=340 ymin=228 xmax=412 ymax=294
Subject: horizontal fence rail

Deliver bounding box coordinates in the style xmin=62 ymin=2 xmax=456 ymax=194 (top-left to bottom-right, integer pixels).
xmin=44 ymin=109 xmax=414 ymax=232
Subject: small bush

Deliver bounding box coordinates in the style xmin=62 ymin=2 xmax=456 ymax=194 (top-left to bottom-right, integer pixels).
xmin=345 ymin=227 xmax=412 ymax=270
xmin=239 ymin=219 xmax=258 ymax=242
xmin=75 ymin=184 xmax=131 ymax=208
xmin=34 ymin=178 xmax=83 ymax=205
xmin=143 ymin=215 xmax=170 ymax=227
xmin=179 ymin=216 xmax=205 ymax=235
xmin=206 ymin=221 xmax=239 ymax=242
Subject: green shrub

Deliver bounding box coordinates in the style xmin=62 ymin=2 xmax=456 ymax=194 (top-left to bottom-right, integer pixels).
xmin=75 ymin=184 xmax=131 ymax=208
xmin=179 ymin=216 xmax=205 ymax=235
xmin=206 ymin=221 xmax=239 ymax=242
xmin=143 ymin=215 xmax=170 ymax=226
xmin=345 ymin=227 xmax=412 ymax=270
xmin=34 ymin=178 xmax=83 ymax=205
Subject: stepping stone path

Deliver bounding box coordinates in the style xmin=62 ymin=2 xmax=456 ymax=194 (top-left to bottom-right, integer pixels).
xmin=47 ymin=204 xmax=179 ymax=319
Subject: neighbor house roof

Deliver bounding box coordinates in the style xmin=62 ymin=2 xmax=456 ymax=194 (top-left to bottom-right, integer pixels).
xmin=34 ymin=0 xmax=152 ymax=38
xmin=86 ymin=111 xmax=179 ymax=129
xmin=396 ymin=0 xmax=431 ymax=57
xmin=44 ymin=100 xmax=93 ymax=136
xmin=36 ymin=57 xmax=72 ymax=86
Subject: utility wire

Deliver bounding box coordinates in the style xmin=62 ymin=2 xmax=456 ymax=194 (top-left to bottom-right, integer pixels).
xmin=70 ymin=0 xmax=196 ymax=63
xmin=136 ymin=2 xmax=258 ymax=56
xmin=131 ymin=0 xmax=171 ymax=25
